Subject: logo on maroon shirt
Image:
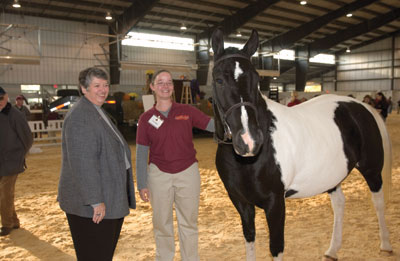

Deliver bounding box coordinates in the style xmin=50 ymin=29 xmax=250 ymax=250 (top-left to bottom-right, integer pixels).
xmin=175 ymin=115 xmax=189 ymax=120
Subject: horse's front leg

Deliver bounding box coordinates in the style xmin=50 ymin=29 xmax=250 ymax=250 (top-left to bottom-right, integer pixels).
xmin=229 ymin=196 xmax=256 ymax=261
xmin=264 ymin=193 xmax=285 ymax=261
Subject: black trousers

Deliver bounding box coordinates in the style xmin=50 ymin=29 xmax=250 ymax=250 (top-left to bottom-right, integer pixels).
xmin=66 ymin=213 xmax=124 ymax=261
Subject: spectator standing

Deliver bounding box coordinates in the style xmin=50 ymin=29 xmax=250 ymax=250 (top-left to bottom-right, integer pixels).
xmin=397 ymin=99 xmax=400 ymax=114
xmin=362 ymin=95 xmax=375 ymax=107
xmin=374 ymin=92 xmax=389 ymax=121
xmin=387 ymin=96 xmax=393 ymax=114
xmin=190 ymin=79 xmax=201 ymax=104
xmin=0 ymin=86 xmax=33 ymax=236
xmin=14 ymin=95 xmax=30 ymax=120
xmin=287 ymin=91 xmax=301 ymax=107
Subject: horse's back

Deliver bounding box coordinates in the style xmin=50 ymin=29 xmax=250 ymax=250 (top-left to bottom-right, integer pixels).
xmin=263 ymin=94 xmax=385 ymax=198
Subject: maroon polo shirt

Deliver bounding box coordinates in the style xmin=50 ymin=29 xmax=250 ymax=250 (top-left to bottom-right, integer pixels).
xmin=136 ymin=102 xmax=211 ymax=174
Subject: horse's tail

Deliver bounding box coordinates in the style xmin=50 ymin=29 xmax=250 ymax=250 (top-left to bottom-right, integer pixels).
xmin=364 ymin=104 xmax=392 ymax=203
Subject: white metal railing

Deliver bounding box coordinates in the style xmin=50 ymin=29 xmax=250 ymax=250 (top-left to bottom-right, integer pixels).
xmin=28 ymin=120 xmax=63 ymax=147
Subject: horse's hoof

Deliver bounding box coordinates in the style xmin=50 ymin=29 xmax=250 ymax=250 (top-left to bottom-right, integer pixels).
xmin=323 ymin=255 xmax=338 ymax=261
xmin=380 ymin=249 xmax=393 ymax=256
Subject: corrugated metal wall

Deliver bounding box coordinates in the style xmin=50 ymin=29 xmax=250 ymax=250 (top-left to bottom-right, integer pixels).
xmin=334 ymin=36 xmax=399 ymax=92
xmin=1 ymin=14 xmax=109 ymax=85
xmin=1 ymin=14 xmax=197 ymax=96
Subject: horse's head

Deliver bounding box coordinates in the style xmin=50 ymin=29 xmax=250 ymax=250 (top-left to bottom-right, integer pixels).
xmin=211 ymin=28 xmax=264 ymax=157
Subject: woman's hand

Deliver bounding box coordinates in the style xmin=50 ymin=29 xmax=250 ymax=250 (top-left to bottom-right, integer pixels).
xmin=92 ymin=203 xmax=106 ymax=224
xmin=139 ymin=188 xmax=150 ymax=202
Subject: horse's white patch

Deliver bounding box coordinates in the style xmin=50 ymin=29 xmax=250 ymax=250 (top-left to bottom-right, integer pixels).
xmin=260 ymin=93 xmax=352 ymax=198
xmin=240 ymin=97 xmax=255 ymax=155
xmin=234 ymin=61 xmax=243 ymax=81
xmin=273 ymin=252 xmax=283 ymax=261
xmin=245 ymin=241 xmax=256 ymax=261
xmin=325 ymin=186 xmax=345 ymax=259
xmin=372 ymin=189 xmax=392 ymax=251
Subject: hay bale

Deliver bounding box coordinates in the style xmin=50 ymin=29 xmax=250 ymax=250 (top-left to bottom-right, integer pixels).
xmin=122 ymin=100 xmax=144 ymax=122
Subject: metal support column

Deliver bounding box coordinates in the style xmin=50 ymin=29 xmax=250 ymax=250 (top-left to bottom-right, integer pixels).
xmin=295 ymin=46 xmax=308 ymax=91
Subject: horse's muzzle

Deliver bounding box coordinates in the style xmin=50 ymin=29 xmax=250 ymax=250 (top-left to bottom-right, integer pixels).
xmin=233 ymin=128 xmax=264 ymax=157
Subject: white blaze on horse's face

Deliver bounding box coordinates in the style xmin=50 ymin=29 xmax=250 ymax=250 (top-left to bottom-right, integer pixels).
xmin=234 ymin=61 xmax=243 ymax=81
xmin=239 ymin=97 xmax=255 ymax=156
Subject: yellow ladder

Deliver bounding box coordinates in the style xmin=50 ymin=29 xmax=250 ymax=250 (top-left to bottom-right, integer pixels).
xmin=180 ymin=84 xmax=192 ymax=104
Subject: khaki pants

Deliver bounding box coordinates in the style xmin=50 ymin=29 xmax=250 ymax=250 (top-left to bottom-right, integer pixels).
xmin=148 ymin=163 xmax=200 ymax=261
xmin=0 ymin=174 xmax=20 ymax=228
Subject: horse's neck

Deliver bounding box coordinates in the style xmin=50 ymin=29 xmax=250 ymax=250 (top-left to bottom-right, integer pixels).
xmin=257 ymin=92 xmax=273 ymax=129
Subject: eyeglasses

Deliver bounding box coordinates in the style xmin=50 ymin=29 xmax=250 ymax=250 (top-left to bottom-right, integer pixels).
xmin=155 ymin=82 xmax=173 ymax=87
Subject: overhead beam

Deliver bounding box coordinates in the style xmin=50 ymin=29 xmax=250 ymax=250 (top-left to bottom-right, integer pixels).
xmin=2 ymin=10 xmax=107 ymax=25
xmin=261 ymin=0 xmax=379 ymax=53
xmin=295 ymin=46 xmax=308 ymax=91
xmin=0 ymin=55 xmax=40 ymax=65
xmin=116 ymin=0 xmax=159 ymax=35
xmin=108 ymin=0 xmax=159 ymax=86
xmin=309 ymin=8 xmax=400 ymax=57
xmin=14 ymin=1 xmax=107 ymax=17
xmin=198 ymin=0 xmax=280 ymax=39
xmin=19 ymin=0 xmax=127 ymax=13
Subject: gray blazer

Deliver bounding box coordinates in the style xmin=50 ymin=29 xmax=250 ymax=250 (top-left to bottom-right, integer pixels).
xmin=58 ymin=96 xmax=136 ymax=219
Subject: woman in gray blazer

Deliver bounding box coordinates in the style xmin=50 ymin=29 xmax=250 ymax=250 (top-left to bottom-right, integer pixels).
xmin=58 ymin=67 xmax=136 ymax=260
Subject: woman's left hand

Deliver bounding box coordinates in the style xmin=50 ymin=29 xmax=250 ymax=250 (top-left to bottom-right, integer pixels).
xmin=92 ymin=203 xmax=106 ymax=224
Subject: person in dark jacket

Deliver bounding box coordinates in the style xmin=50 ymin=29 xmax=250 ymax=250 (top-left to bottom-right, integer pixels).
xmin=374 ymin=92 xmax=389 ymax=121
xmin=14 ymin=95 xmax=31 ymax=120
xmin=58 ymin=67 xmax=136 ymax=260
xmin=0 ymin=86 xmax=33 ymax=236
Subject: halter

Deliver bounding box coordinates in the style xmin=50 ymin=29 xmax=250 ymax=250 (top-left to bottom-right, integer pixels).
xmin=212 ymin=53 xmax=259 ymax=144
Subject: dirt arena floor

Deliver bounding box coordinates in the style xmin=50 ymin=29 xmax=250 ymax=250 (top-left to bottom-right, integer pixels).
xmin=1 ymin=113 xmax=399 ymax=261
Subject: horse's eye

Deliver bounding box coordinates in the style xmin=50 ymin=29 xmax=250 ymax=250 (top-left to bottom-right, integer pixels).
xmin=216 ymin=79 xmax=223 ymax=85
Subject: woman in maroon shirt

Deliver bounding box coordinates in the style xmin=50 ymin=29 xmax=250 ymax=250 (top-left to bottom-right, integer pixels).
xmin=136 ymin=70 xmax=214 ymax=261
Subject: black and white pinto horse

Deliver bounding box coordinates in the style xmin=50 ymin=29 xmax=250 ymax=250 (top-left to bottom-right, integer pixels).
xmin=211 ymin=28 xmax=392 ymax=261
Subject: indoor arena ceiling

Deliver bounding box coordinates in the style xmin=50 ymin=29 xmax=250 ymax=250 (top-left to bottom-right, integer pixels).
xmin=2 ymin=0 xmax=400 ymax=84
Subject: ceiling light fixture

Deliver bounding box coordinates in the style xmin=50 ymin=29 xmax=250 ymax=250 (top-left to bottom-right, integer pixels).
xmin=346 ymin=13 xmax=353 ymax=17
xmin=180 ymin=23 xmax=187 ymax=30
xmin=300 ymin=1 xmax=307 ymax=5
xmin=12 ymin=0 xmax=21 ymax=8
xmin=346 ymin=47 xmax=351 ymax=53
xmin=236 ymin=31 xmax=242 ymax=37
xmin=105 ymin=12 xmax=113 ymax=20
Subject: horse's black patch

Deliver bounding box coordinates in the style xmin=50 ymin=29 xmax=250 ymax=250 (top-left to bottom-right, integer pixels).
xmin=285 ymin=189 xmax=298 ymax=198
xmin=334 ymin=101 xmax=384 ymax=192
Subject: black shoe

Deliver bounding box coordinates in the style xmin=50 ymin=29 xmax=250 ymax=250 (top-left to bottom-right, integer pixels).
xmin=0 ymin=227 xmax=13 ymax=236
xmin=13 ymin=224 xmax=20 ymax=229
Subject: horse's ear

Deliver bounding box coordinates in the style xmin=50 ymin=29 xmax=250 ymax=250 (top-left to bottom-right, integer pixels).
xmin=242 ymin=29 xmax=259 ymax=57
xmin=211 ymin=28 xmax=225 ymax=61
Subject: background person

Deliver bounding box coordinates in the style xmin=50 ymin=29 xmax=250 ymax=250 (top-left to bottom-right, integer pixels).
xmin=0 ymin=86 xmax=33 ymax=236
xmin=362 ymin=94 xmax=375 ymax=106
xmin=14 ymin=95 xmax=30 ymax=120
xmin=374 ymin=92 xmax=389 ymax=121
xmin=58 ymin=67 xmax=136 ymax=260
xmin=287 ymin=91 xmax=301 ymax=107
xmin=136 ymin=70 xmax=214 ymax=261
